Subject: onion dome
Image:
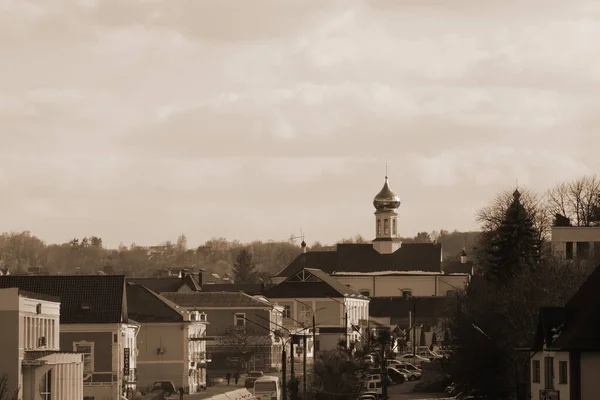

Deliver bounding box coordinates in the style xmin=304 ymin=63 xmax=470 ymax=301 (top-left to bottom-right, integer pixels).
xmin=373 ymin=176 xmax=401 ymax=211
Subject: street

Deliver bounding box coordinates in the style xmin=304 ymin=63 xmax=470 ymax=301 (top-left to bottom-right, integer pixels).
xmin=181 ymin=378 xmax=449 ymax=400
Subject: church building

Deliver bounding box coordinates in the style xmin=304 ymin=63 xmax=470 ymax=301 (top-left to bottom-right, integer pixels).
xmin=272 ymin=175 xmax=471 ymax=298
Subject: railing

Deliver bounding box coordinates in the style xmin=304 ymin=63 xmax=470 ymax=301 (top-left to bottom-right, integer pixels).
xmin=83 ymin=372 xmax=117 ymax=385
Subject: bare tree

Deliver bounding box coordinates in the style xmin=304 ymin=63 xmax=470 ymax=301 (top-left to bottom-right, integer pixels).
xmin=0 ymin=375 xmax=19 ymax=400
xmin=546 ymin=175 xmax=600 ymax=226
xmin=217 ymin=326 xmax=272 ymax=370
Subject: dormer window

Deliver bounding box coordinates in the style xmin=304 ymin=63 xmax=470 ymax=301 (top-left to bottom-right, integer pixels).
xmin=190 ymin=313 xmax=197 ymax=321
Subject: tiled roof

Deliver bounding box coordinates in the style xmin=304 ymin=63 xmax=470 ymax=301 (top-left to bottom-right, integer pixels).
xmin=0 ymin=275 xmax=127 ymax=324
xmin=127 ymin=276 xmax=200 ymax=293
xmin=161 ymin=291 xmax=273 ymax=308
xmin=127 ymin=283 xmax=185 ymax=323
xmin=201 ymin=283 xmax=275 ymax=295
xmin=274 ymin=243 xmax=441 ymax=278
xmin=264 ymin=268 xmax=368 ymax=299
xmin=551 ymin=265 xmax=600 ymax=350
xmin=442 ymin=260 xmax=474 ymax=274
xmin=369 ymin=296 xmax=456 ymax=319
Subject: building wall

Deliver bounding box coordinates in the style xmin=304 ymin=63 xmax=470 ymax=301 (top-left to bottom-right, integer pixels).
xmin=551 ymin=226 xmax=600 ymax=268
xmin=0 ymin=309 xmax=19 ymax=397
xmin=530 ymin=350 xmax=570 ymax=400
xmin=332 ymin=275 xmax=469 ymax=297
xmin=201 ymin=308 xmax=272 ymax=337
xmin=136 ymin=323 xmax=185 ymax=389
xmin=580 ymin=352 xmax=600 ymax=400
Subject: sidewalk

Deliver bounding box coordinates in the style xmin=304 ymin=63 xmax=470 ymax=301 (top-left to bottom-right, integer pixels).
xmin=184 ymin=378 xmax=248 ymax=399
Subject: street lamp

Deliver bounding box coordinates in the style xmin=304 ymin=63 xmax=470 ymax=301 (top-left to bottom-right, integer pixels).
xmin=294 ymin=299 xmax=326 ymax=394
xmin=239 ymin=315 xmax=310 ymax=400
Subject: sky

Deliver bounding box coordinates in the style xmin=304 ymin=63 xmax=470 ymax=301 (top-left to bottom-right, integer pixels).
xmin=1 ymin=0 xmax=599 ymax=249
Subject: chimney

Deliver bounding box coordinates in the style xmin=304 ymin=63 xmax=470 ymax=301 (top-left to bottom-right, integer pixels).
xmin=179 ymin=269 xmax=187 ymax=279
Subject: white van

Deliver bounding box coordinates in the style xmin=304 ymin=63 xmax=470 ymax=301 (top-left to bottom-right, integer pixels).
xmin=363 ymin=380 xmax=382 ymax=398
xmin=254 ymin=377 xmax=281 ymax=400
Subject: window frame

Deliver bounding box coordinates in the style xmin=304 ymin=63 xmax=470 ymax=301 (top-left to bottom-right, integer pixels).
xmin=359 ymin=290 xmax=371 ymax=296
xmin=532 ymin=359 xmax=541 ymax=383
xmin=283 ymin=305 xmax=291 ymax=319
xmin=73 ymin=341 xmax=95 ymax=373
xmin=234 ymin=313 xmax=246 ymax=328
xmin=558 ymin=360 xmax=568 ymax=384
xmin=544 ymin=357 xmax=554 ymax=389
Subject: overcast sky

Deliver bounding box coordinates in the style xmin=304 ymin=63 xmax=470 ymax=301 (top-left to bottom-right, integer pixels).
xmin=1 ymin=0 xmax=599 ymax=248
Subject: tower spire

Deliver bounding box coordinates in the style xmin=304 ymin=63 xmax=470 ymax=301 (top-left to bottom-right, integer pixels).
xmin=385 ymin=162 xmax=388 ymax=179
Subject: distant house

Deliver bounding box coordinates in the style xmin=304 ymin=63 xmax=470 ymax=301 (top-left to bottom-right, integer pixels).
xmin=161 ymin=292 xmax=283 ymax=373
xmin=529 ymin=265 xmax=600 ymax=400
xmin=264 ymin=268 xmax=370 ymax=353
xmin=201 ymin=283 xmax=275 ymax=296
xmin=127 ymin=283 xmax=209 ymax=394
xmin=0 ymin=275 xmax=139 ymax=400
xmin=551 ymin=223 xmax=600 ymax=272
xmin=0 ymin=287 xmax=84 ymax=400
xmin=128 ymin=270 xmax=201 ymax=293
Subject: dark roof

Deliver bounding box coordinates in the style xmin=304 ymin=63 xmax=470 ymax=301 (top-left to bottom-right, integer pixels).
xmin=161 ymin=292 xmax=273 ymax=308
xmin=263 ymin=268 xmax=368 ymax=299
xmin=0 ymin=275 xmax=127 ymax=324
xmin=369 ymin=296 xmax=455 ymax=319
xmin=532 ymin=307 xmax=570 ymax=350
xmin=127 ymin=283 xmax=185 ymax=323
xmin=551 ymin=265 xmax=600 ymax=350
xmin=442 ymin=260 xmax=473 ymax=274
xmin=127 ymin=275 xmax=201 ymax=293
xmin=201 ymin=283 xmax=275 ymax=296
xmin=274 ymin=243 xmax=441 ymax=278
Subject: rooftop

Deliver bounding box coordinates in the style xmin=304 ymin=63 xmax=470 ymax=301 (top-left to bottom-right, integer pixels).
xmin=0 ymin=275 xmax=128 ymax=324
xmin=264 ymin=268 xmax=368 ymax=299
xmin=275 ymin=242 xmax=442 ymax=278
xmin=161 ymin=291 xmax=274 ymax=308
xmin=127 ymin=283 xmax=186 ymax=323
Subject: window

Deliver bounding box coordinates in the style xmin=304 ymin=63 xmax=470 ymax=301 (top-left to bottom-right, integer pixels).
xmin=199 ymin=312 xmax=207 ymax=322
xmin=359 ymin=290 xmax=371 ymax=296
xmin=234 ymin=313 xmax=246 ymax=328
xmin=576 ymin=242 xmax=590 ymax=260
xmin=558 ymin=361 xmax=568 ymax=384
xmin=545 ymin=357 xmax=555 ymax=387
xmin=377 ymin=219 xmax=381 ymax=235
xmin=392 ymin=218 xmax=397 ymax=235
xmin=532 ymin=360 xmax=540 ymax=383
xmin=39 ymin=368 xmax=52 ymax=400
xmin=401 ymin=289 xmax=412 ymax=298
xmin=565 ymin=242 xmax=573 ymax=260
xmin=283 ymin=305 xmax=291 ymax=318
xmin=384 ymin=219 xmax=389 ymax=234
xmin=299 ymin=304 xmax=311 ymax=326
xmin=73 ymin=341 xmax=94 ymax=373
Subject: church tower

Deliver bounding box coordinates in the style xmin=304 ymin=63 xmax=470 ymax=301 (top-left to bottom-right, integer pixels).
xmin=372 ymin=175 xmax=402 ymax=254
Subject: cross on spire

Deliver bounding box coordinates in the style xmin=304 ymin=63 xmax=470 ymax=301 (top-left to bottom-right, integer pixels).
xmin=385 ymin=162 xmax=388 ymax=179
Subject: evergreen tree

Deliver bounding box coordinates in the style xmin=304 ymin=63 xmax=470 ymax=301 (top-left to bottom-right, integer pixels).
xmin=484 ymin=189 xmax=539 ymax=282
xmin=232 ymin=249 xmax=259 ymax=283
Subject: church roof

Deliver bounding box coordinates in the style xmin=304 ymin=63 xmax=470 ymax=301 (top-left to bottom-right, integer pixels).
xmin=274 ymin=242 xmax=442 ymax=278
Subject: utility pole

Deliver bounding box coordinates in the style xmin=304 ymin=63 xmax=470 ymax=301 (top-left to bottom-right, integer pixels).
xmin=312 ymin=312 xmax=317 ymax=389
xmin=290 ymin=337 xmax=295 ymax=400
xmin=282 ymin=343 xmax=287 ymax=400
xmin=302 ymin=335 xmax=307 ymax=395
xmin=344 ymin=310 xmax=349 ymax=348
xmin=412 ymin=302 xmax=417 ymax=356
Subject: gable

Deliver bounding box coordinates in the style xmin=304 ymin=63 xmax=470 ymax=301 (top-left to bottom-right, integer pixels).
xmin=264 ymin=268 xmax=366 ymax=299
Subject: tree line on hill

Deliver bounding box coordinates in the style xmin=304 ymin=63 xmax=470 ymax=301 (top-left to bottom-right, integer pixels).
xmin=0 ymin=229 xmax=478 ymax=280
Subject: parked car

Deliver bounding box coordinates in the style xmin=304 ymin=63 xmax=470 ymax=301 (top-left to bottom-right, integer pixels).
xmin=151 ymin=381 xmax=177 ymax=397
xmin=397 ymin=368 xmax=421 ymax=381
xmin=245 ymin=371 xmax=264 ymax=389
xmin=397 ymin=353 xmax=431 ymax=365
xmin=358 ymin=392 xmax=379 ymax=400
xmin=364 ymin=374 xmax=393 ymax=386
xmin=386 ymin=367 xmax=407 ymax=384
xmin=393 ymin=361 xmax=421 ymax=372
